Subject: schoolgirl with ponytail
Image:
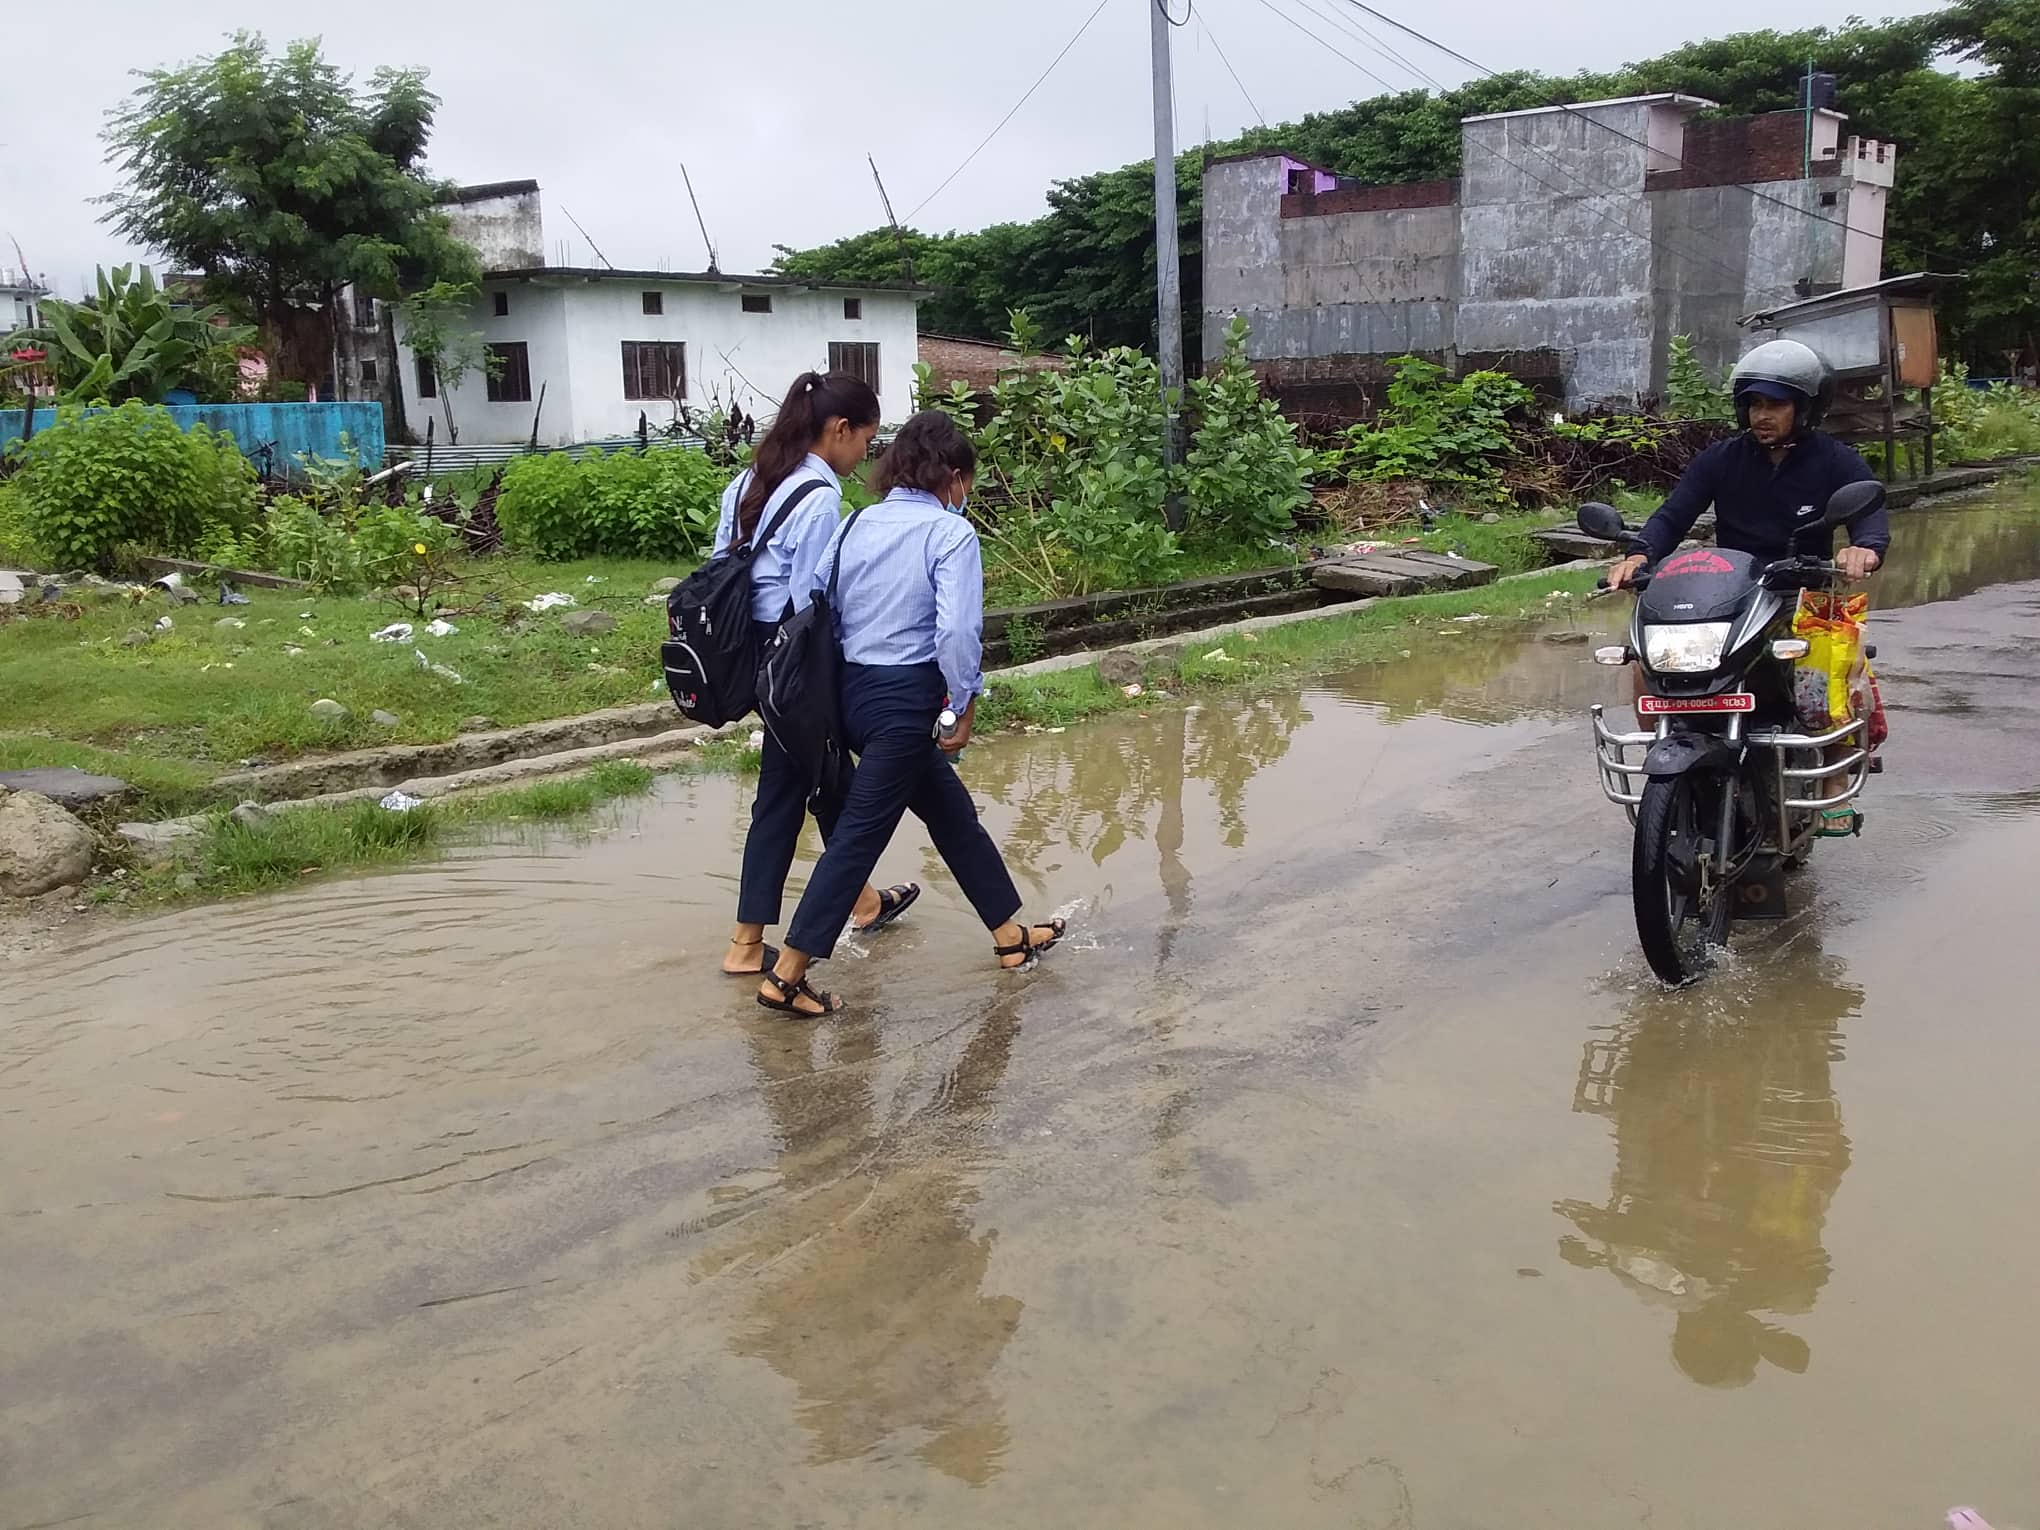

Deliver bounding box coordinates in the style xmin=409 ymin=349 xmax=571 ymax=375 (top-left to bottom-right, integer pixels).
xmin=714 ymin=369 xmax=920 ymax=977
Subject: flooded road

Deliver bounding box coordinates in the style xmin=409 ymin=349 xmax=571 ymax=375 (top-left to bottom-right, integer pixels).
xmin=6 ymin=491 xmax=2040 ymax=1528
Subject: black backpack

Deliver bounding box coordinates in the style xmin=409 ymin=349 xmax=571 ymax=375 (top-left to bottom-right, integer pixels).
xmin=756 ymin=506 xmax=865 ymax=812
xmin=660 ymin=477 xmax=826 ymax=727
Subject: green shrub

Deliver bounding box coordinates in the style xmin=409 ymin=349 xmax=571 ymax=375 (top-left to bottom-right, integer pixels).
xmin=264 ymin=495 xmax=363 ymax=591
xmin=1332 ymin=357 xmax=1530 ymax=498
xmin=12 ymin=403 xmax=259 ymax=569
xmin=353 ymin=502 xmax=459 ymax=587
xmin=0 ymin=481 xmax=48 ymax=567
xmin=497 ymin=446 xmax=729 ymax=561
xmin=1664 ymin=335 xmax=1734 ymax=423
xmin=1186 ymin=316 xmax=1315 ymax=544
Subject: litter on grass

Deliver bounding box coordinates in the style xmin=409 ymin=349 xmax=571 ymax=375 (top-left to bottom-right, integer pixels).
xmin=379 ymin=790 xmax=424 ymax=813
xmin=370 ymin=623 xmax=414 ymax=643
xmin=525 ymin=592 xmax=575 ymax=613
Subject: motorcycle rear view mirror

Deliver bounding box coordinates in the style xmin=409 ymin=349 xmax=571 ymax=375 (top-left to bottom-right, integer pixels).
xmin=1823 ymin=480 xmax=1887 ymax=528
xmin=1577 ymin=501 xmax=1630 ymax=541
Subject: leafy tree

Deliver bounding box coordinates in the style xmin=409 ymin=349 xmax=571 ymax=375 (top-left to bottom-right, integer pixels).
xmin=394 ymin=280 xmax=494 ymax=444
xmin=2 ymin=264 xmax=252 ymax=405
xmin=99 ymin=33 xmax=479 ymax=392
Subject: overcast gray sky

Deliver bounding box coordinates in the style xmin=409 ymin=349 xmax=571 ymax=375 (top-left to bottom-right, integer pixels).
xmin=5 ymin=0 xmax=1944 ymax=296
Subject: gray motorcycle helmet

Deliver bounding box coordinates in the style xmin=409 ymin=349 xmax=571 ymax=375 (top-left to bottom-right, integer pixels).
xmin=1729 ymin=338 xmax=1835 ymax=434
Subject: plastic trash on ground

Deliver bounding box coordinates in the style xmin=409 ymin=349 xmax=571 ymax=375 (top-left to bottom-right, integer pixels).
xmin=154 ymin=615 xmax=174 ymax=631
xmin=1202 ymin=648 xmax=1230 ymax=662
xmin=525 ymin=592 xmax=575 ymax=612
xmin=370 ymin=622 xmax=414 ymax=643
xmin=424 ymin=618 xmax=458 ymax=637
xmin=412 ymin=647 xmax=464 ymax=684
xmin=379 ymin=790 xmax=424 ymax=813
xmin=218 ymin=585 xmax=251 ymax=606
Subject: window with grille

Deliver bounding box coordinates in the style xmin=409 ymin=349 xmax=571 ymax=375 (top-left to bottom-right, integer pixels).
xmin=741 ymin=293 xmax=772 ymax=314
xmin=828 ymin=341 xmax=880 ymax=391
xmin=843 ymin=298 xmax=862 ymax=320
xmin=485 ymin=342 xmax=531 ymax=403
xmin=492 ymin=290 xmax=509 ymax=317
xmin=415 ymin=355 xmax=437 ymax=399
xmin=353 ymin=290 xmax=376 ymax=327
xmin=621 ymin=341 xmax=687 ymax=401
xmin=359 ymin=359 xmax=378 ymax=384
xmin=642 ymin=291 xmax=663 ymax=315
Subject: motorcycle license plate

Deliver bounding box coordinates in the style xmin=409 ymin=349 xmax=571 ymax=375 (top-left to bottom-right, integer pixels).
xmin=1637 ymin=693 xmax=1754 ymax=715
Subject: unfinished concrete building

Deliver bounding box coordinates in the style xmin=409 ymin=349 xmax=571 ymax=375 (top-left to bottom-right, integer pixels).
xmin=1202 ymin=91 xmax=1897 ymax=416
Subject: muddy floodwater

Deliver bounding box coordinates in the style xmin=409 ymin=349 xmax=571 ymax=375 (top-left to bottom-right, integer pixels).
xmin=6 ymin=490 xmax=2040 ymax=1528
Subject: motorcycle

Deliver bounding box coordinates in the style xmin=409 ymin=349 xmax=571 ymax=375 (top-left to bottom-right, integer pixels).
xmin=1578 ymin=481 xmax=1886 ymax=984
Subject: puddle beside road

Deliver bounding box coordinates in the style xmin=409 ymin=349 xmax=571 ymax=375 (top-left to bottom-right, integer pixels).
xmin=5 ymin=489 xmax=2040 ymax=1527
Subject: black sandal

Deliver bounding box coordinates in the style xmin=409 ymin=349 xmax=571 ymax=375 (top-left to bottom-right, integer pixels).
xmin=994 ymin=917 xmax=1068 ymax=970
xmin=723 ymin=940 xmax=779 ymax=977
xmin=854 ymin=883 xmax=921 ymax=933
xmin=756 ymin=970 xmax=843 ymax=1016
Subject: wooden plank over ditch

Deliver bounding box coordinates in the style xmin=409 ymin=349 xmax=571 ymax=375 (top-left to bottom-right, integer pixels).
xmin=1310 ymin=549 xmax=1498 ymax=598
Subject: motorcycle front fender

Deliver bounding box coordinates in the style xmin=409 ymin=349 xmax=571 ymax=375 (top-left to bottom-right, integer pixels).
xmin=1642 ymin=731 xmax=1741 ymax=779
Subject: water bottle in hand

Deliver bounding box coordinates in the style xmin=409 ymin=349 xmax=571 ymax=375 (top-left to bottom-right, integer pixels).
xmin=934 ymin=707 xmax=965 ymax=758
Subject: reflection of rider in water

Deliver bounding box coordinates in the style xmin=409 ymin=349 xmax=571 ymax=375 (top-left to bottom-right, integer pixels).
xmin=1556 ymin=941 xmax=1862 ymax=1387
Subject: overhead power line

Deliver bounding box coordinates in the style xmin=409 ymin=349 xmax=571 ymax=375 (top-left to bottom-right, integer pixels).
xmin=1327 ymin=0 xmax=1862 ymax=239
xmin=1198 ymin=8 xmax=1267 ymax=126
xmin=906 ymin=0 xmax=1114 ymax=224
xmin=1245 ymin=0 xmax=1757 ymax=288
xmin=1247 ymin=0 xmax=1401 ymax=95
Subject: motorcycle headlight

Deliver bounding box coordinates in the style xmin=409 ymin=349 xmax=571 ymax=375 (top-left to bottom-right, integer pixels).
xmin=1643 ymin=622 xmax=1731 ymax=673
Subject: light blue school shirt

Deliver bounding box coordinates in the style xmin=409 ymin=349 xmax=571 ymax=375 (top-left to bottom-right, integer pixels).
xmin=712 ymin=455 xmax=843 ymax=623
xmin=820 ymin=487 xmax=985 ymax=708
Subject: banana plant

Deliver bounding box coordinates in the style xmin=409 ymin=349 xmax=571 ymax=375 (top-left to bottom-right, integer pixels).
xmin=1 ymin=264 xmax=254 ymax=405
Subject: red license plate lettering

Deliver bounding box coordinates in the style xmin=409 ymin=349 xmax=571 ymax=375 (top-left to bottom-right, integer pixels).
xmin=1638 ymin=693 xmax=1755 ymax=714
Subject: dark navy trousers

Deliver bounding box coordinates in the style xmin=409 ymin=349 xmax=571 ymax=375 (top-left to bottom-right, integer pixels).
xmin=784 ymin=663 xmax=1021 ymax=960
xmin=737 ymin=621 xmax=844 ymax=926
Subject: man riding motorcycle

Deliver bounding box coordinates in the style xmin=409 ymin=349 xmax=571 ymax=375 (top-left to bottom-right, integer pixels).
xmin=1607 ymin=339 xmax=1889 ymax=591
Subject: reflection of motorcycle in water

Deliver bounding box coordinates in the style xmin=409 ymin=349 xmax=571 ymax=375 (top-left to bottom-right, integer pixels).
xmin=1556 ymin=940 xmax=1862 ymax=1387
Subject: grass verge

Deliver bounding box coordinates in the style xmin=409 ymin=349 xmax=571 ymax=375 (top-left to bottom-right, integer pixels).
xmin=979 ymin=566 xmax=1606 ymax=732
xmin=106 ymin=759 xmax=658 ymax=907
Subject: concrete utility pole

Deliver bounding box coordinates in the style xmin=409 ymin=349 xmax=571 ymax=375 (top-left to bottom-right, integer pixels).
xmin=1149 ymin=0 xmax=1187 ymax=527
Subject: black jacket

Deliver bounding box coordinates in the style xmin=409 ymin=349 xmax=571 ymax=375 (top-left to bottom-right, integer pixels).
xmin=1637 ymin=432 xmax=1889 ymax=564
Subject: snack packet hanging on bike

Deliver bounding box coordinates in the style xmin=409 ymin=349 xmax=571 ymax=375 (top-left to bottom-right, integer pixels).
xmin=1791 ymin=590 xmax=1870 ymax=731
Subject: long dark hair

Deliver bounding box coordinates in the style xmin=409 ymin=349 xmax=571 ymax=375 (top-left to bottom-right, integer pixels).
xmin=872 ymin=410 xmax=976 ymax=498
xmin=736 ymin=369 xmax=881 ymax=542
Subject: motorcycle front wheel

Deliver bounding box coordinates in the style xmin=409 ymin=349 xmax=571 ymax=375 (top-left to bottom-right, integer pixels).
xmin=1632 ymin=774 xmax=1733 ymax=985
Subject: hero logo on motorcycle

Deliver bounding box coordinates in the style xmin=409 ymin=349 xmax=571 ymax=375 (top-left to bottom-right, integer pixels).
xmin=1636 ymin=693 xmax=1755 ymax=715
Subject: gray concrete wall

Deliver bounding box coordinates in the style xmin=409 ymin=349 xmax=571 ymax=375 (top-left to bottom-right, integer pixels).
xmin=1648 ymin=184 xmax=1757 ymax=391
xmin=1202 ymin=158 xmax=1287 ymax=360
xmin=1204 ymin=158 xmax=1458 ymax=365
xmin=1456 ymin=104 xmax=1658 ymax=408
xmin=448 ymin=186 xmax=545 ymax=272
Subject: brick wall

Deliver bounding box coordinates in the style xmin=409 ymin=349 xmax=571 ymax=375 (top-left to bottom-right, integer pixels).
xmin=1645 ymin=112 xmax=1843 ymax=190
xmin=1281 ymin=178 xmax=1459 ymax=219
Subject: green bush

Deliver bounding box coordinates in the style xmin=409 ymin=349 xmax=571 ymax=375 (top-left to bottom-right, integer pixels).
xmin=0 ymin=481 xmax=48 ymax=567
xmin=353 ymin=502 xmax=459 ymax=587
xmin=497 ymin=447 xmax=728 ymax=561
xmin=11 ymin=403 xmax=260 ymax=569
xmin=1333 ymin=357 xmax=1531 ymax=498
xmin=1932 ymin=362 xmax=2040 ymax=462
xmin=263 ymin=495 xmax=362 ymax=590
xmin=1186 ymin=316 xmax=1315 ymax=544
xmin=1664 ymin=335 xmax=1734 ymax=423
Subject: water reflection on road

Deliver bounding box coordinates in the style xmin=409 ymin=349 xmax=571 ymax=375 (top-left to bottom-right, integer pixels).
xmin=1558 ymin=934 xmax=1859 ymax=1388
xmin=3 ymin=489 xmax=2039 ymax=1527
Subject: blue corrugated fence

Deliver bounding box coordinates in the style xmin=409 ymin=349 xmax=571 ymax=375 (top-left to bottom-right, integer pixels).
xmin=1 ymin=402 xmax=384 ymax=469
